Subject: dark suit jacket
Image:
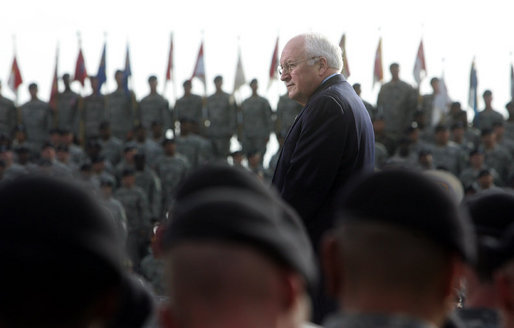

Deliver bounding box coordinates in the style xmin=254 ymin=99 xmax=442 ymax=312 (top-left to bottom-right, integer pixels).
xmin=272 ymin=74 xmax=375 ymax=251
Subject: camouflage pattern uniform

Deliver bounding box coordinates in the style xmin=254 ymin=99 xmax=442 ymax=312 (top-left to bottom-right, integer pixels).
xmin=174 ymin=93 xmax=203 ymax=127
xmin=82 ymin=93 xmax=107 ymax=139
xmin=240 ymin=94 xmax=273 ymax=156
xmin=275 ymin=94 xmax=302 ymax=138
xmin=205 ymin=91 xmax=237 ymax=159
xmin=20 ymin=99 xmax=53 ymax=149
xmin=473 ymin=109 xmax=504 ymax=131
xmin=0 ymin=94 xmax=17 ymax=137
xmin=154 ymin=153 xmax=190 ymax=212
xmin=107 ymin=89 xmax=137 ymax=140
xmin=56 ymin=89 xmax=80 ymax=134
xmin=99 ymin=136 xmax=124 ymax=166
xmin=135 ymin=166 xmax=162 ymax=219
xmin=377 ymin=80 xmax=418 ymax=142
xmin=430 ymin=142 xmax=468 ymax=176
xmin=139 ymin=93 xmax=171 ymax=132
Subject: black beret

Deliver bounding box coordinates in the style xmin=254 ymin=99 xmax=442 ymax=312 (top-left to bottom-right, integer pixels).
xmin=0 ymin=176 xmax=153 ymax=325
xmin=164 ymin=189 xmax=317 ymax=290
xmin=335 ymin=169 xmax=476 ymax=263
xmin=164 ymin=163 xmax=317 ymax=290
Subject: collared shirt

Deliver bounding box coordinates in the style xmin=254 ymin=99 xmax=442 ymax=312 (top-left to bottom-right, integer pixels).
xmin=322 ymin=73 xmax=340 ymax=85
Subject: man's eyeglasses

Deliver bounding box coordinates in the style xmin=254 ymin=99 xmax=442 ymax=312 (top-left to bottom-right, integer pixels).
xmin=278 ymin=56 xmax=320 ymax=76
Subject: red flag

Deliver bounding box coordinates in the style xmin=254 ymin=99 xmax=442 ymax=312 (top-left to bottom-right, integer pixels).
xmin=49 ymin=48 xmax=59 ymax=110
xmin=73 ymin=47 xmax=88 ymax=87
xmin=339 ymin=34 xmax=350 ymax=78
xmin=7 ymin=56 xmax=23 ymax=93
xmin=373 ymin=37 xmax=383 ymax=86
xmin=269 ymin=37 xmax=279 ymax=81
xmin=165 ymin=34 xmax=173 ymax=82
xmin=413 ymin=39 xmax=427 ymax=86
xmin=191 ymin=41 xmax=206 ymax=91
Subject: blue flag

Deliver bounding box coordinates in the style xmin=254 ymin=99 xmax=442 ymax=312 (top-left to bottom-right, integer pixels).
xmin=468 ymin=59 xmax=478 ymax=117
xmin=123 ymin=44 xmax=132 ymax=96
xmin=96 ymin=43 xmax=107 ymax=93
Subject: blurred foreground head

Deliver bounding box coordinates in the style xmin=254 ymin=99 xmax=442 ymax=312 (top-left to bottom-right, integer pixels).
xmin=0 ymin=175 xmax=153 ymax=328
xmin=160 ymin=163 xmax=317 ymax=328
xmin=323 ymin=169 xmax=475 ymax=327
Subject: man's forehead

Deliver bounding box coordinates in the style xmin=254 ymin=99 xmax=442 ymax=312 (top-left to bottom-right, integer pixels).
xmin=280 ymin=37 xmax=305 ymax=63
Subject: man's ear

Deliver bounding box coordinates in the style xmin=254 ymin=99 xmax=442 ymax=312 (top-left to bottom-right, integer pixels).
xmin=321 ymin=233 xmax=343 ymax=298
xmin=318 ymin=57 xmax=329 ymax=75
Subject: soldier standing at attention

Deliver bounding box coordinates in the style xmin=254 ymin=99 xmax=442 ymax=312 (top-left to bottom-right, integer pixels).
xmin=114 ymin=168 xmax=151 ymax=271
xmin=473 ymin=90 xmax=504 ymax=131
xmin=0 ymin=80 xmax=17 ymax=137
xmin=20 ymin=83 xmax=53 ymax=150
xmin=275 ymin=92 xmax=303 ymax=139
xmin=107 ymin=70 xmax=137 ymax=140
xmin=173 ymin=79 xmax=204 ymax=133
xmin=240 ymin=78 xmax=272 ymax=161
xmin=81 ymin=76 xmax=107 ymax=141
xmin=377 ymin=63 xmax=418 ymax=148
xmin=205 ymin=75 xmax=237 ymax=160
xmin=139 ymin=75 xmax=171 ymax=133
xmin=56 ymin=73 xmax=80 ymax=135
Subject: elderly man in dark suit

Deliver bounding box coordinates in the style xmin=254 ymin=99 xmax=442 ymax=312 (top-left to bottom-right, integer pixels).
xmin=272 ymin=33 xmax=375 ymax=323
xmin=272 ymin=33 xmax=374 ymax=252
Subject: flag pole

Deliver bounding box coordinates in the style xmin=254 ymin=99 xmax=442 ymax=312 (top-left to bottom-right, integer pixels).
xmin=12 ymin=34 xmax=19 ymax=107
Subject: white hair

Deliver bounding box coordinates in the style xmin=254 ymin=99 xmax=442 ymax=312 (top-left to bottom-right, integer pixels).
xmin=303 ymin=33 xmax=343 ymax=71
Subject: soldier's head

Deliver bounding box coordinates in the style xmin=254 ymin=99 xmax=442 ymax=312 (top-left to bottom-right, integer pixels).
xmin=214 ymin=75 xmax=223 ymax=91
xmin=123 ymin=144 xmax=137 ymax=163
xmin=469 ymin=149 xmax=484 ymax=169
xmin=40 ymin=142 xmax=56 ymax=161
xmin=430 ymin=77 xmax=440 ymax=93
xmin=434 ymin=124 xmax=450 ymax=146
xmin=28 ymin=83 xmax=38 ymax=99
xmin=121 ymin=168 xmax=136 ymax=188
xmin=160 ymin=164 xmax=316 ymax=328
xmin=323 ymin=169 xmax=475 ymax=327
xmin=100 ymin=175 xmax=115 ymax=198
xmin=151 ymin=121 xmax=163 ymax=139
xmin=148 ymin=75 xmax=158 ymax=92
xmin=56 ymin=144 xmax=70 ymax=163
xmin=162 ymin=138 xmax=176 ymax=156
xmin=49 ymin=128 xmax=61 ymax=146
xmin=477 ymin=169 xmax=494 ymax=190
xmin=0 ymin=175 xmax=153 ymax=327
xmin=480 ymin=128 xmax=496 ymax=149
xmin=505 ymin=100 xmax=514 ymax=119
xmin=91 ymin=155 xmax=106 ymax=173
xmin=483 ymin=89 xmax=493 ymax=107
xmin=134 ymin=124 xmax=146 ymax=142
xmin=250 ymin=78 xmax=258 ymax=94
xmin=246 ymin=151 xmax=261 ymax=168
xmin=62 ymin=73 xmax=71 ymax=87
xmin=115 ymin=70 xmax=124 ymax=86
xmin=389 ymin=63 xmax=400 ymax=80
xmin=183 ymin=80 xmax=192 ymax=95
xmin=450 ymin=122 xmax=465 ymax=142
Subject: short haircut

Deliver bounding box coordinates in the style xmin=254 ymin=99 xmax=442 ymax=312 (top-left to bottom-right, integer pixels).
xmin=303 ymin=33 xmax=342 ymax=71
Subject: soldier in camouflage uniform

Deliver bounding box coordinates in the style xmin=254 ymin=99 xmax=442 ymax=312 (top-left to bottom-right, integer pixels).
xmin=240 ymin=79 xmax=272 ymax=159
xmin=275 ymin=92 xmax=303 ymax=139
xmin=139 ymin=75 xmax=171 ymax=133
xmin=0 ymin=81 xmax=17 ymax=137
xmin=479 ymin=128 xmax=512 ymax=185
xmin=175 ymin=118 xmax=213 ymax=169
xmin=114 ymin=168 xmax=151 ymax=271
xmin=377 ymin=63 xmax=418 ymax=146
xmin=322 ymin=169 xmax=475 ymax=328
xmin=154 ymin=138 xmax=190 ymax=213
xmin=98 ymin=175 xmax=128 ymax=243
xmin=98 ymin=121 xmax=123 ymax=167
xmin=430 ymin=124 xmax=468 ymax=176
xmin=134 ymin=152 xmax=162 ymax=220
xmin=107 ymin=70 xmax=137 ymax=140
xmin=81 ymin=76 xmax=107 ymax=140
xmin=205 ymin=76 xmax=237 ymax=160
xmin=56 ymin=74 xmax=80 ymax=135
xmin=20 ymin=83 xmax=53 ymax=149
xmin=173 ymin=79 xmax=204 ymax=132
xmin=473 ymin=90 xmax=504 ymax=132
xmin=133 ymin=124 xmax=163 ymax=169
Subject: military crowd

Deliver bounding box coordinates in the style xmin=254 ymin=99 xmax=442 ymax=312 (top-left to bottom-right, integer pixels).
xmin=1 ymin=61 xmax=514 ymax=286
